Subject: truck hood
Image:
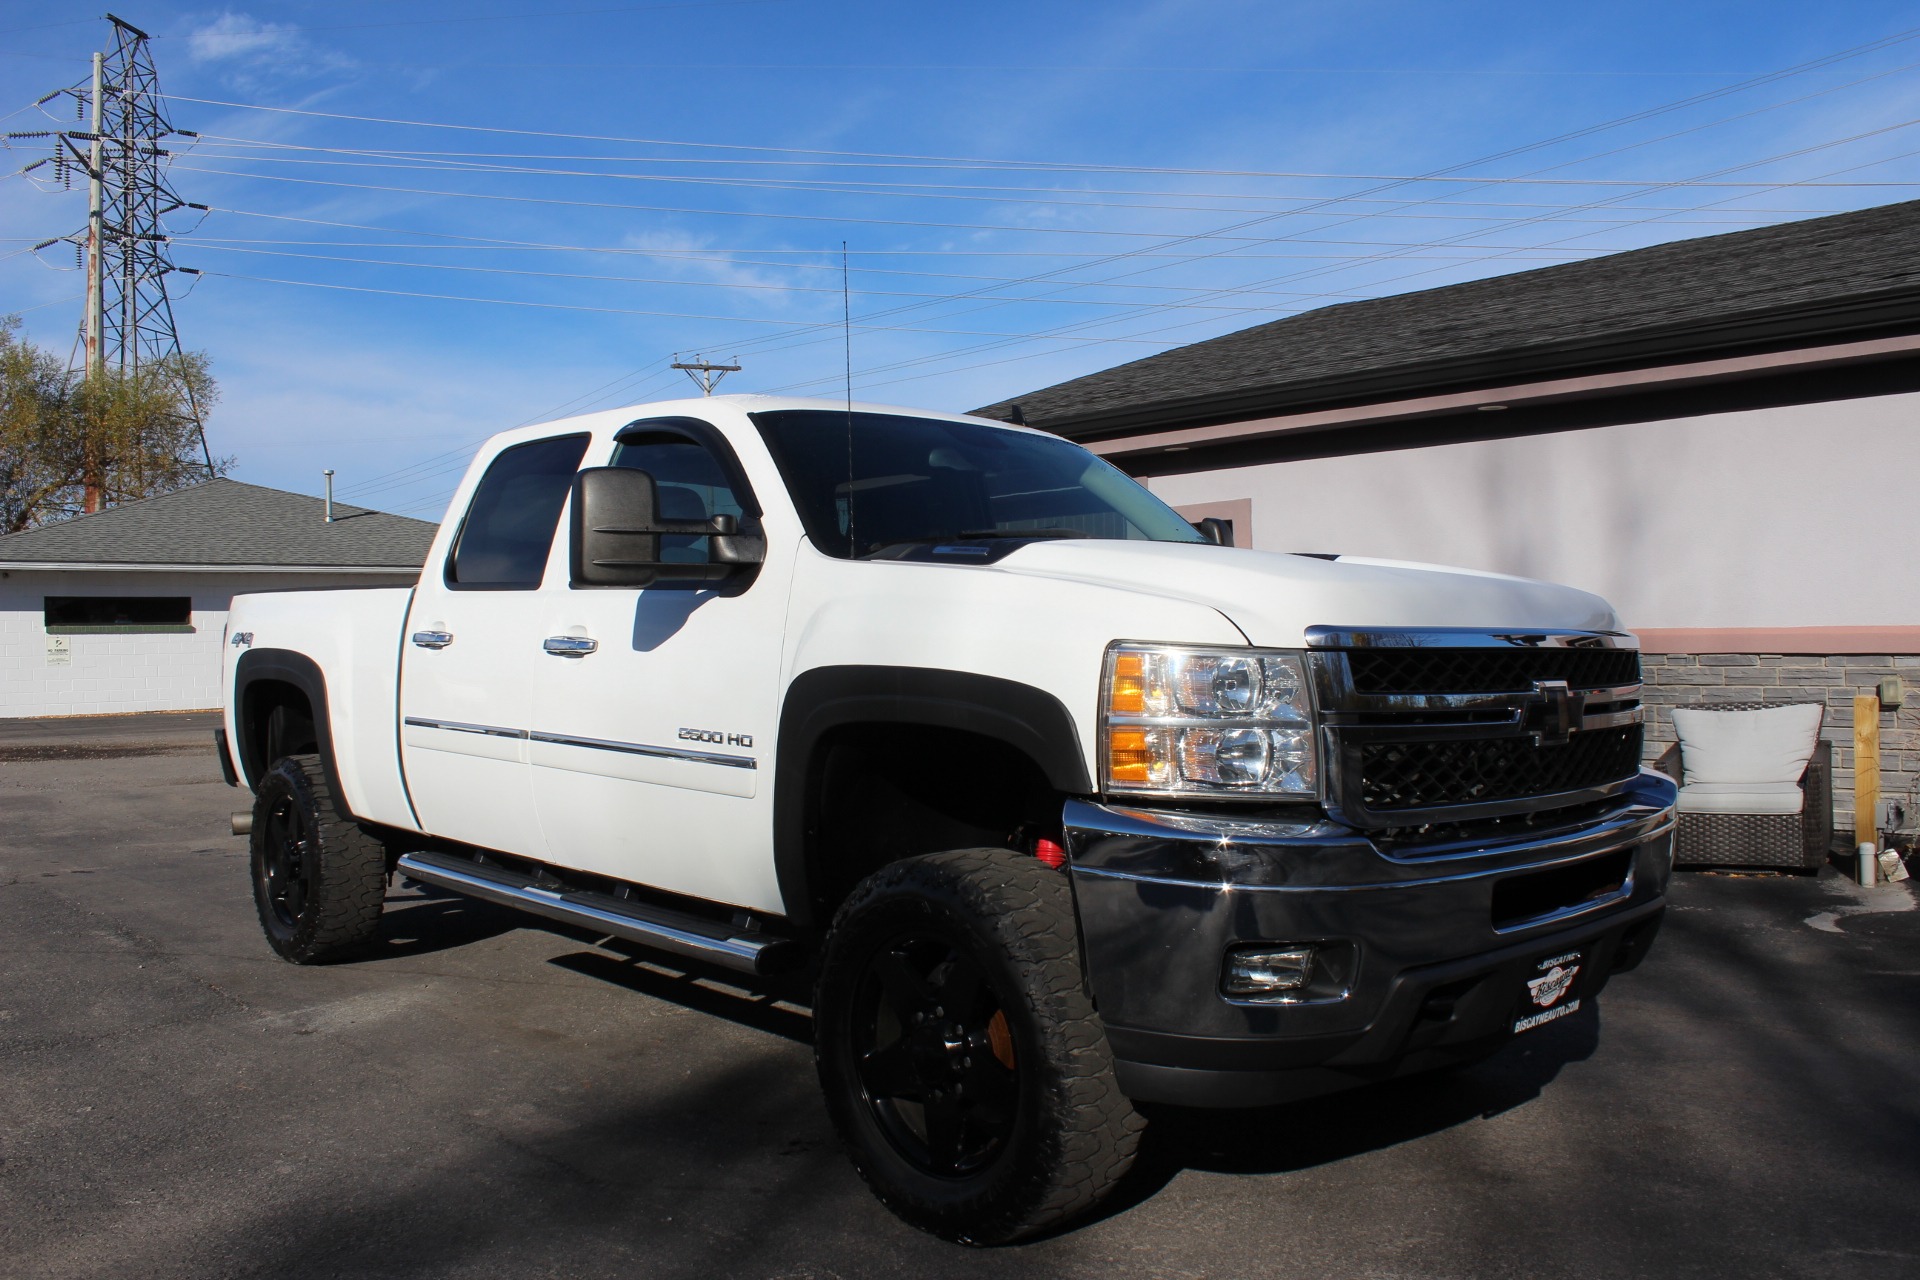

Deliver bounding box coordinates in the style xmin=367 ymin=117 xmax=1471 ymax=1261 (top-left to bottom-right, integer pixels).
xmin=998 ymin=540 xmax=1624 ymax=647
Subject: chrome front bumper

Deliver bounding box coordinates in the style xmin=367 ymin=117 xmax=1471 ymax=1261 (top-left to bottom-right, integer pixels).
xmin=1065 ymin=769 xmax=1677 ymax=1107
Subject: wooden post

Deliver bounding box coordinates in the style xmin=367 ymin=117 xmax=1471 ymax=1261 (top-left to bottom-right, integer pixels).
xmin=1855 ymin=694 xmax=1882 ymax=850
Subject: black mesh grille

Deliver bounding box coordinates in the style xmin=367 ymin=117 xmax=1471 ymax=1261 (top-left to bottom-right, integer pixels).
xmin=1346 ymin=647 xmax=1640 ymax=694
xmin=1358 ymin=724 xmax=1643 ymax=812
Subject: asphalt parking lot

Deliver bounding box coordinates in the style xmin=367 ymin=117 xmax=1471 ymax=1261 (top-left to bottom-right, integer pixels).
xmin=3 ymin=712 xmax=1918 ymax=1279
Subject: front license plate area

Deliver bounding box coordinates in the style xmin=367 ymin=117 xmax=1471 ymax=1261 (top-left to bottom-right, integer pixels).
xmin=1513 ymin=949 xmax=1585 ymax=1034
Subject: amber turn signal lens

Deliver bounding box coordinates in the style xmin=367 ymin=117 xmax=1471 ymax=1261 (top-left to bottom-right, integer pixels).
xmin=1109 ymin=652 xmax=1146 ymax=715
xmin=1108 ymin=727 xmax=1153 ymax=783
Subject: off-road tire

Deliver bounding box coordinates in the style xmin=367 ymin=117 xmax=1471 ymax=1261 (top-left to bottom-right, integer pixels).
xmin=249 ymin=754 xmax=388 ymax=964
xmin=814 ymin=848 xmax=1144 ymax=1244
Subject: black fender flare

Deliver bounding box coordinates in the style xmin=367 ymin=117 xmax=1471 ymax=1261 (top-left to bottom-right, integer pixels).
xmin=773 ymin=664 xmax=1092 ymax=928
xmin=233 ymin=648 xmax=358 ymax=821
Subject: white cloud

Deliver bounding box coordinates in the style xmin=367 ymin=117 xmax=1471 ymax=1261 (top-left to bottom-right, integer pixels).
xmin=186 ymin=13 xmax=303 ymax=64
xmin=182 ymin=12 xmax=355 ymax=87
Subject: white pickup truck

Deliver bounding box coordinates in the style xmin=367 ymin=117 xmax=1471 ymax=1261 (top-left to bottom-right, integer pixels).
xmin=217 ymin=394 xmax=1675 ymax=1243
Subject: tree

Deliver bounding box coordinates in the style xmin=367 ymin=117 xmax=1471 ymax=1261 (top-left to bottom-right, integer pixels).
xmin=0 ymin=316 xmax=228 ymax=533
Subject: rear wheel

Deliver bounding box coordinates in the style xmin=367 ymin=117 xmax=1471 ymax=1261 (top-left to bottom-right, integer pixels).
xmin=814 ymin=849 xmax=1143 ymax=1244
xmin=249 ymin=754 xmax=387 ymax=964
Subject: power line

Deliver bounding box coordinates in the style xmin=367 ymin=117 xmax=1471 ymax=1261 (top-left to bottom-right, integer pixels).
xmin=754 ymin=49 xmax=1920 ymax=391
xmin=180 ymin=133 xmax=1920 ymax=192
xmin=705 ymin=38 xmax=1920 ymax=391
xmin=819 ymin=125 xmax=1920 ymax=398
xmin=175 ymin=234 xmax=1604 ymax=274
xmin=160 ymin=150 xmax=1851 ymax=226
xmin=155 ymin=24 xmax=1920 ymax=176
xmin=739 ymin=32 xmax=1920 ymax=393
xmin=175 ymin=244 xmax=1388 ymax=307
xmin=190 ymin=270 xmax=1187 ymax=341
xmin=763 ymin=101 xmax=1920 ymax=397
xmin=170 ymin=163 xmax=1398 ymax=239
xmin=186 ymin=1 xmax=787 ymax=36
xmin=192 ymin=208 xmax=1614 ymax=257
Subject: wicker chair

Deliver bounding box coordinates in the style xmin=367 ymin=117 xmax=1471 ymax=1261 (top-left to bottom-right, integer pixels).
xmin=1654 ymin=701 xmax=1832 ymax=871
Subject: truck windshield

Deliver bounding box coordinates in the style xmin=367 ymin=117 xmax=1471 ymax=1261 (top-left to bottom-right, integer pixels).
xmin=751 ymin=409 xmax=1205 ymax=559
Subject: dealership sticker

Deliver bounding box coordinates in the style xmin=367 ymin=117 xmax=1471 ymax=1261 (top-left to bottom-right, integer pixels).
xmin=1527 ymin=961 xmax=1581 ymax=1010
xmin=1514 ymin=951 xmax=1583 ymax=1033
xmin=1515 ymin=999 xmax=1581 ymax=1033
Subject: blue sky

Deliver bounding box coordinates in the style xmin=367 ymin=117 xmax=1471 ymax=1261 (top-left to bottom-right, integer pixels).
xmin=5 ymin=1 xmax=1919 ymax=520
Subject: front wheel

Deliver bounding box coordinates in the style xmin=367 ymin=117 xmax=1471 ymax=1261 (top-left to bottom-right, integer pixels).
xmin=814 ymin=849 xmax=1144 ymax=1244
xmin=249 ymin=754 xmax=388 ymax=964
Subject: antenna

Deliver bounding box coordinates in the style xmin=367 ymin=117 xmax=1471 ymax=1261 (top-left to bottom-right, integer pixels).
xmin=670 ymin=356 xmax=741 ymax=395
xmin=842 ymin=241 xmax=856 ymax=556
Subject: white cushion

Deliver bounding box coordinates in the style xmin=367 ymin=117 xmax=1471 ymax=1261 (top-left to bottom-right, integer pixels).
xmin=1670 ymin=704 xmax=1822 ymax=785
xmin=1676 ymin=781 xmax=1805 ymax=815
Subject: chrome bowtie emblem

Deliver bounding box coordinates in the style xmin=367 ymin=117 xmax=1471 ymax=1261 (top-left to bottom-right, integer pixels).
xmin=1524 ymin=679 xmax=1585 ymax=746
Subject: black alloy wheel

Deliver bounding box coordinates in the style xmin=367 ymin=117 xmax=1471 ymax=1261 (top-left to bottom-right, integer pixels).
xmin=257 ymin=788 xmax=315 ymax=934
xmin=247 ymin=754 xmax=389 ymax=964
xmin=851 ymin=932 xmax=1022 ymax=1178
xmin=814 ymin=849 xmax=1143 ymax=1244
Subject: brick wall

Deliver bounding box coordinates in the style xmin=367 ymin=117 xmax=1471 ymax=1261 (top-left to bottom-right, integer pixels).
xmin=1640 ymin=653 xmax=1920 ymax=841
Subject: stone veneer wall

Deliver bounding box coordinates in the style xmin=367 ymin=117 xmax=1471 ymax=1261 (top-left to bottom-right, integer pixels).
xmin=1639 ymin=653 xmax=1920 ymax=844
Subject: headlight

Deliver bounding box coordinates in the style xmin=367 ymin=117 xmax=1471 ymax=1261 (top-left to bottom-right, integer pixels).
xmin=1102 ymin=644 xmax=1317 ymax=797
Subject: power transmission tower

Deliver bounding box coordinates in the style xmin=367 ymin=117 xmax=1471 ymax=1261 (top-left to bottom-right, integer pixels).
xmin=8 ymin=14 xmax=214 ymax=506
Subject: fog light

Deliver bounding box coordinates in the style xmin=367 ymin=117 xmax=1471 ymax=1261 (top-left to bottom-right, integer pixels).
xmin=1222 ymin=944 xmax=1316 ymax=998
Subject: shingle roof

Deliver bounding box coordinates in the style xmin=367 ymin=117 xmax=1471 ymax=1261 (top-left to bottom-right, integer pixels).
xmin=0 ymin=479 xmax=438 ymax=568
xmin=974 ymin=199 xmax=1920 ymax=438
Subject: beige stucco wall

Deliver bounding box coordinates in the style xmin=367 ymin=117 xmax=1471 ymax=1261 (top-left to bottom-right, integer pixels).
xmin=1145 ymin=388 xmax=1920 ymax=633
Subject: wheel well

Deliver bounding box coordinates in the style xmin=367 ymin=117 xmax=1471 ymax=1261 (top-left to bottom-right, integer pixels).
xmin=803 ymin=723 xmax=1063 ymax=926
xmin=239 ymin=680 xmax=317 ymax=784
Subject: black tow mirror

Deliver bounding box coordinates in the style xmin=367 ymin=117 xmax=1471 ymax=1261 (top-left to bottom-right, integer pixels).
xmin=570 ymin=467 xmax=761 ymax=588
xmin=1193 ymin=517 xmax=1234 ymax=547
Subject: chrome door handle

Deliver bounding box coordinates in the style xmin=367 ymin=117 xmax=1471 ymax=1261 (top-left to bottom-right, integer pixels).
xmin=411 ymin=630 xmax=454 ymax=649
xmin=543 ymin=635 xmax=598 ymax=656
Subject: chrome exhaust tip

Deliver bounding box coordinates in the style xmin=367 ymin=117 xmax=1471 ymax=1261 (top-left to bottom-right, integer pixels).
xmin=231 ymin=811 xmax=252 ymax=836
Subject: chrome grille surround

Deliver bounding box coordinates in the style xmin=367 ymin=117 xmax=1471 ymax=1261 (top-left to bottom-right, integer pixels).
xmin=1305 ymin=626 xmax=1644 ymax=830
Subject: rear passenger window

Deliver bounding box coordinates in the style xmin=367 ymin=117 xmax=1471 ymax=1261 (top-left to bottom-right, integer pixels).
xmin=448 ymin=434 xmax=590 ymax=587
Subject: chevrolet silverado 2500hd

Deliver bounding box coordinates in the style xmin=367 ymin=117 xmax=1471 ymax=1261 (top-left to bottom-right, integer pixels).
xmin=217 ymin=394 xmax=1674 ymax=1243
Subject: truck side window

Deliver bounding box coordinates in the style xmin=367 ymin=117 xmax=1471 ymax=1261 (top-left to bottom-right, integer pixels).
xmin=609 ymin=433 xmax=747 ymax=565
xmin=447 ymin=433 xmax=591 ymax=587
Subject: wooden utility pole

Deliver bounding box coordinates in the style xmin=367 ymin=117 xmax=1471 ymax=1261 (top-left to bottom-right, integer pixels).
xmin=82 ymin=50 xmax=106 ymax=513
xmin=84 ymin=51 xmax=103 ymax=384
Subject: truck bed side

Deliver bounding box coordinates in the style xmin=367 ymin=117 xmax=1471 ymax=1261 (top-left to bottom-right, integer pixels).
xmin=221 ymin=585 xmax=420 ymax=831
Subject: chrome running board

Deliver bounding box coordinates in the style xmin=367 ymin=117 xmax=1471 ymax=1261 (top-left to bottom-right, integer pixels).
xmin=396 ymin=850 xmax=799 ymax=976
